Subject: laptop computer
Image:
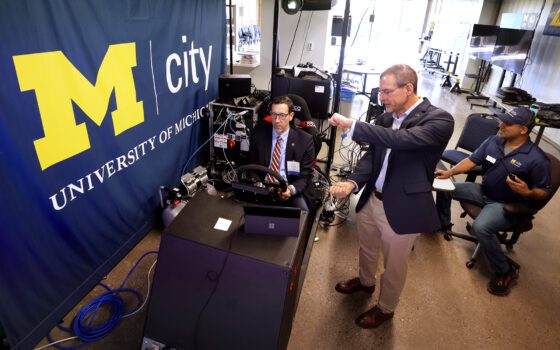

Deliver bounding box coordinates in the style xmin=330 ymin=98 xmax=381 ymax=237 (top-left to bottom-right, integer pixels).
xmin=243 ymin=204 xmax=301 ymax=236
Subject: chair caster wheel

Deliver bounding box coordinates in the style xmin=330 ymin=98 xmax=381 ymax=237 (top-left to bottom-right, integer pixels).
xmin=466 ymin=260 xmax=475 ymax=269
xmin=443 ymin=233 xmax=453 ymax=241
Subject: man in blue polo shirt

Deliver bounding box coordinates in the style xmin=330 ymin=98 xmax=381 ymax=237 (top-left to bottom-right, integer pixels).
xmin=435 ymin=107 xmax=551 ymax=296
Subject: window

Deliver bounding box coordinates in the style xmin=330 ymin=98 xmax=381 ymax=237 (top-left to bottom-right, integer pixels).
xmin=326 ymin=0 xmax=427 ymax=71
xmin=226 ymin=0 xmax=261 ymax=67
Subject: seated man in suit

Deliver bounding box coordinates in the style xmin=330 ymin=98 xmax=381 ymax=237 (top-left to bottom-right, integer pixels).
xmin=435 ymin=107 xmax=552 ymax=296
xmin=248 ymin=95 xmax=315 ymax=211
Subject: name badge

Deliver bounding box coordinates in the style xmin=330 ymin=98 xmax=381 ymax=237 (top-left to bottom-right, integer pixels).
xmin=485 ymin=155 xmax=496 ymax=164
xmin=287 ymin=161 xmax=300 ymax=175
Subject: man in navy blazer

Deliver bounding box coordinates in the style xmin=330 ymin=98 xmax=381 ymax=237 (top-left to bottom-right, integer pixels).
xmin=329 ymin=64 xmax=454 ymax=328
xmin=248 ymin=95 xmax=315 ymax=210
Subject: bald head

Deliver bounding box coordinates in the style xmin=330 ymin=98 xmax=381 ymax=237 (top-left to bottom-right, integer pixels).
xmin=380 ymin=64 xmax=418 ymax=94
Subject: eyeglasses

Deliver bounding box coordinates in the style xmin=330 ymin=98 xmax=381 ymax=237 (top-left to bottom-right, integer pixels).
xmin=270 ymin=112 xmax=289 ymax=120
xmin=378 ymin=84 xmax=408 ymax=96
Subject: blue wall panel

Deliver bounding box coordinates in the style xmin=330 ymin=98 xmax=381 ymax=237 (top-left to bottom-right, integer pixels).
xmin=0 ymin=1 xmax=226 ymax=348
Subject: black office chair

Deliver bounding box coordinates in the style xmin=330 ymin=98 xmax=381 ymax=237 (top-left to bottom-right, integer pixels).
xmin=445 ymin=153 xmax=560 ymax=269
xmin=441 ymin=113 xmax=499 ymax=182
xmin=366 ymin=87 xmax=384 ymax=124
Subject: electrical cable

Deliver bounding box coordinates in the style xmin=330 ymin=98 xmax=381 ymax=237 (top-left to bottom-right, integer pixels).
xmin=313 ymin=164 xmax=331 ymax=186
xmin=123 ymin=259 xmax=158 ymax=318
xmin=333 ymin=5 xmax=370 ymax=74
xmin=214 ymin=107 xmax=225 ymax=124
xmin=193 ymin=215 xmax=242 ymax=350
xmin=349 ymin=5 xmax=370 ymax=48
xmin=337 ymin=131 xmax=362 ymax=172
xmin=37 ymin=251 xmax=158 ymax=350
xmin=298 ymin=12 xmax=314 ymax=64
xmin=321 ymin=215 xmax=349 ymax=227
xmin=319 ymin=174 xmax=352 ymax=226
xmin=221 ymin=111 xmax=251 ymax=182
xmin=519 ymin=0 xmax=547 ymax=82
xmin=318 ymin=120 xmax=333 ymax=136
xmin=285 ymin=12 xmax=303 ymax=66
xmin=367 ymin=0 xmax=376 ymax=51
xmin=222 ymin=115 xmax=237 ymax=177
xmin=33 ymin=337 xmax=79 ymax=350
xmin=181 ymin=113 xmax=234 ymax=175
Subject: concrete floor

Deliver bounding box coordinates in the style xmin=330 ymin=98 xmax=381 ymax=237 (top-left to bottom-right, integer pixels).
xmin=35 ymin=72 xmax=560 ymax=350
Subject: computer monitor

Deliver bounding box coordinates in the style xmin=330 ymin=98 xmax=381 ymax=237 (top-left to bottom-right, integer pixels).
xmin=468 ymin=24 xmax=499 ymax=62
xmin=244 ymin=205 xmax=301 ymax=236
xmin=491 ymin=28 xmax=534 ymax=75
xmin=271 ymin=69 xmax=333 ymax=120
xmin=331 ymin=15 xmax=352 ymax=37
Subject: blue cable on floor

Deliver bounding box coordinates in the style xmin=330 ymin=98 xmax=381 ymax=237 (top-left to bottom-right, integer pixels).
xmin=46 ymin=250 xmax=158 ymax=350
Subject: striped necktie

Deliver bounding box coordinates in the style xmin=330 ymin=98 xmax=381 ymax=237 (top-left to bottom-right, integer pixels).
xmin=265 ymin=136 xmax=282 ymax=184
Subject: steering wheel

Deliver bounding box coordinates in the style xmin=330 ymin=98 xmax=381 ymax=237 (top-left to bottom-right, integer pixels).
xmin=233 ymin=164 xmax=287 ymax=203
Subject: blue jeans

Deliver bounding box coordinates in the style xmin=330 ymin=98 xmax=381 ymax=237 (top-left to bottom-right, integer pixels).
xmin=436 ymin=183 xmax=517 ymax=274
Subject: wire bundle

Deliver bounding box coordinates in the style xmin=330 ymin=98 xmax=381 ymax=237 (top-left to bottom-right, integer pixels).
xmin=39 ymin=251 xmax=158 ymax=350
xmin=70 ymin=284 xmax=132 ymax=343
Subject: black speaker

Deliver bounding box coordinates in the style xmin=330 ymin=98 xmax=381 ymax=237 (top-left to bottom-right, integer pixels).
xmin=219 ymin=74 xmax=251 ymax=100
xmin=141 ymin=192 xmax=309 ymax=350
xmin=302 ymin=0 xmax=336 ymax=11
xmin=271 ymin=73 xmax=332 ymax=119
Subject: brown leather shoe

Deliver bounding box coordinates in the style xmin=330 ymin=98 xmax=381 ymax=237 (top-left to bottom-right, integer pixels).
xmin=355 ymin=305 xmax=394 ymax=329
xmin=335 ymin=277 xmax=375 ymax=295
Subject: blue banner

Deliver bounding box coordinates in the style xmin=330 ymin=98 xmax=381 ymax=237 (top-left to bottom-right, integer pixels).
xmin=0 ymin=1 xmax=225 ymax=348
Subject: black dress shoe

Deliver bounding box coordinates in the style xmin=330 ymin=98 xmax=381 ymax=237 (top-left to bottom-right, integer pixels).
xmin=335 ymin=277 xmax=375 ymax=295
xmin=355 ymin=305 xmax=394 ymax=329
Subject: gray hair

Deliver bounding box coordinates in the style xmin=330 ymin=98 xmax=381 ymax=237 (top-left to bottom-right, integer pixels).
xmin=380 ymin=64 xmax=418 ymax=94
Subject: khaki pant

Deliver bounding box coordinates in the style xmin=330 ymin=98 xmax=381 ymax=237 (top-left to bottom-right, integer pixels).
xmin=357 ymin=194 xmax=418 ymax=313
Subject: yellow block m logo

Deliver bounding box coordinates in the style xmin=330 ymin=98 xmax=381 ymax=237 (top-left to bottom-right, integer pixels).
xmin=552 ymin=8 xmax=560 ymax=26
xmin=13 ymin=42 xmax=144 ymax=170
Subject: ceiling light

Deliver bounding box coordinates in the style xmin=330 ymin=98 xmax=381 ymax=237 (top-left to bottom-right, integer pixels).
xmin=282 ymin=0 xmax=303 ymax=15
